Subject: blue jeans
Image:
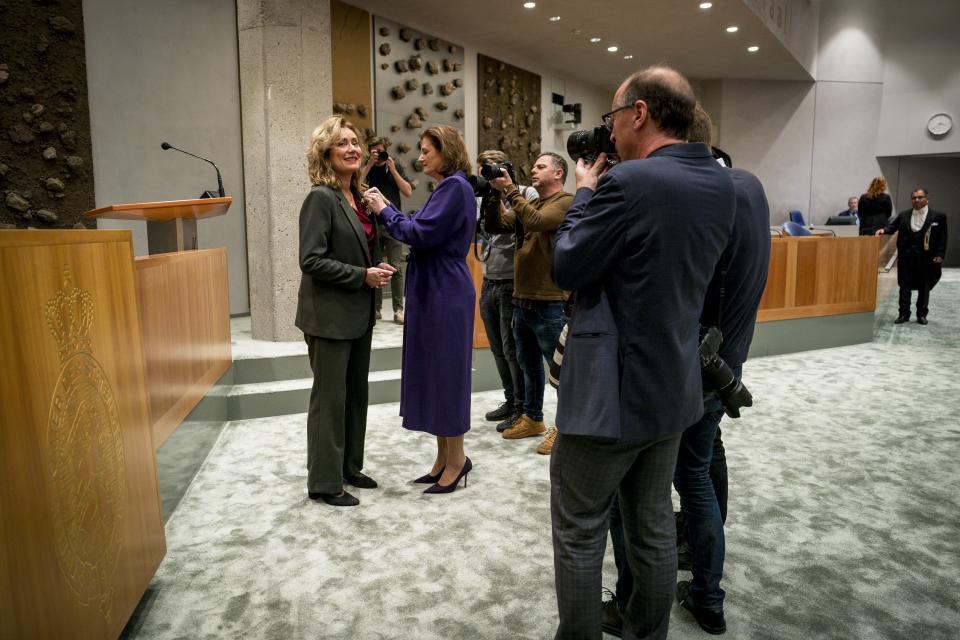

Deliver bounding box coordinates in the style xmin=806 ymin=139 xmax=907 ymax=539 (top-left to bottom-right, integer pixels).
xmin=674 ymin=392 xmax=726 ymax=610
xmin=512 ymin=300 xmax=564 ymax=422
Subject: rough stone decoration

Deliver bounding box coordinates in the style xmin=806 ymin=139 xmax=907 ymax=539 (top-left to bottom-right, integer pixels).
xmin=519 ymin=128 xmax=527 ymax=138
xmin=45 ymin=177 xmax=65 ymax=192
xmin=526 ymin=113 xmax=535 ymax=127
xmin=0 ymin=64 xmax=8 ymax=84
xmin=409 ymin=179 xmax=419 ymax=190
xmin=36 ymin=209 xmax=57 ymax=223
xmin=31 ymin=103 xmax=45 ymax=116
xmin=379 ymin=27 xmax=391 ymax=37
xmin=453 ymin=78 xmax=463 ymax=88
xmin=5 ymin=192 xmax=30 ymax=211
xmin=379 ymin=43 xmax=391 ymax=56
xmin=60 ymin=130 xmax=76 ymax=150
xmin=381 ymin=62 xmax=389 ymax=70
xmin=510 ymin=93 xmax=519 ymax=106
xmin=20 ymin=86 xmax=37 ymax=99
xmin=390 ymin=124 xmax=400 ymax=133
xmin=435 ymin=101 xmax=448 ymax=111
xmin=529 ymin=140 xmax=540 ymax=153
xmin=414 ymin=107 xmax=428 ymax=120
xmin=406 ymin=79 xmax=419 ymax=91
xmin=399 ymin=28 xmax=412 ymax=42
xmin=391 ymin=86 xmax=406 ymax=100
xmin=397 ymin=142 xmax=411 ymax=154
xmin=49 ymin=16 xmax=76 ymax=34
xmin=454 ymin=109 xmax=464 ymax=121
xmin=395 ymin=59 xmax=409 ymax=73
xmin=498 ymin=85 xmax=505 ymax=96
xmin=0 ymin=163 xmax=8 ymax=177
xmin=408 ymin=55 xmax=423 ymax=71
xmin=42 ymin=146 xmax=57 ymax=160
xmin=425 ymin=61 xmax=439 ymax=75
xmin=428 ymin=181 xmax=435 ymax=192
xmin=357 ymin=104 xmax=369 ymax=117
xmin=38 ymin=121 xmax=54 ymax=133
xmin=500 ymin=120 xmax=508 ymax=130
xmin=482 ymin=116 xmax=494 ymax=129
xmin=65 ymin=155 xmax=82 ymax=168
xmin=9 ymin=124 xmax=35 ymax=144
xmin=414 ymin=38 xmax=426 ymax=51
xmin=439 ymin=83 xmax=455 ymax=96
xmin=406 ymin=114 xmax=422 ymax=129
xmin=443 ymin=59 xmax=455 ymax=72
xmin=428 ymin=39 xmax=440 ymax=51
xmin=449 ymin=45 xmax=458 ymax=54
xmin=412 ymin=159 xmax=423 ymax=172
xmin=454 ymin=62 xmax=463 ymax=72
xmin=364 ymin=127 xmax=375 ymax=141
xmin=530 ymin=105 xmax=539 ymax=113
xmin=22 ymin=112 xmax=34 ymax=123
xmin=422 ymin=82 xmax=434 ymax=96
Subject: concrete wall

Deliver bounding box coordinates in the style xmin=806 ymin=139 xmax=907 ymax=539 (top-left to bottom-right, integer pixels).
xmin=83 ymin=0 xmax=249 ymax=314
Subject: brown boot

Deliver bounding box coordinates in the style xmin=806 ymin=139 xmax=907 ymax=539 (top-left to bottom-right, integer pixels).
xmin=502 ymin=414 xmax=546 ymax=439
xmin=536 ymin=426 xmax=558 ymax=454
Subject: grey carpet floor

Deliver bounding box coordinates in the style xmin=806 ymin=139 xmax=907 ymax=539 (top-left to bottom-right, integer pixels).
xmin=122 ymin=270 xmax=960 ymax=640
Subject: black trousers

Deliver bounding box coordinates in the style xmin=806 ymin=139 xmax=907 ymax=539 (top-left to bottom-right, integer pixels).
xmin=898 ymin=254 xmax=931 ymax=317
xmin=304 ymin=327 xmax=373 ymax=494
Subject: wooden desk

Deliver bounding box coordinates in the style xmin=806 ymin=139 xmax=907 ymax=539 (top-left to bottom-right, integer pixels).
xmin=758 ymin=235 xmax=879 ymax=322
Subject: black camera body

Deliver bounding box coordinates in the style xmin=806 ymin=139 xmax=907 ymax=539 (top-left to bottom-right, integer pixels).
xmin=698 ymin=326 xmax=753 ymax=418
xmin=566 ymin=126 xmax=617 ymax=162
xmin=375 ymin=149 xmax=389 ymax=162
xmin=479 ymin=161 xmax=516 ymax=183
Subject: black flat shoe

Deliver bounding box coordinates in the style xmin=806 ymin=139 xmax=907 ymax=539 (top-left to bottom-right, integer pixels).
xmin=917 ymin=316 xmax=928 ymax=325
xmin=345 ymin=472 xmax=378 ymax=489
xmin=485 ymin=401 xmax=513 ymax=421
xmin=894 ymin=315 xmax=909 ymax=324
xmin=308 ymin=491 xmax=359 ymax=506
xmin=677 ymin=580 xmax=726 ymax=635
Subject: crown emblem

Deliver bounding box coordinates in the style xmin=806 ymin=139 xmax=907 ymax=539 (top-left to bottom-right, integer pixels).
xmin=45 ymin=267 xmax=93 ymax=362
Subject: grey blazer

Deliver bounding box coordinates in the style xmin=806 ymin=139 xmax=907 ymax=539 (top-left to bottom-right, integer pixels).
xmin=295 ymin=185 xmax=379 ymax=340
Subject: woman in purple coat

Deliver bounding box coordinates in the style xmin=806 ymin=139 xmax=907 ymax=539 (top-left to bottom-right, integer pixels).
xmin=363 ymin=125 xmax=475 ymax=494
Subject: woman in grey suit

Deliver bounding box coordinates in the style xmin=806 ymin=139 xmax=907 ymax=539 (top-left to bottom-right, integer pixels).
xmin=295 ymin=116 xmax=397 ymax=506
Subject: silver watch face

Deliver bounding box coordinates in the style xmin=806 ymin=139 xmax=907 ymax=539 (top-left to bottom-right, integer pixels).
xmin=927 ymin=113 xmax=953 ymax=136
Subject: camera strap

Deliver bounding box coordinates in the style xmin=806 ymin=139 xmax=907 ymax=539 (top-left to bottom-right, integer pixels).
xmin=702 ymin=252 xmax=729 ymax=330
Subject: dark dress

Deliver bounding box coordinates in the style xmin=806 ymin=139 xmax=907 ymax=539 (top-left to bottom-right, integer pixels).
xmin=378 ymin=172 xmax=475 ymax=436
xmin=857 ymin=193 xmax=892 ymax=236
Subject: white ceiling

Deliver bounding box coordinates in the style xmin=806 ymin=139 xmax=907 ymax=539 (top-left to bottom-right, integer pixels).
xmin=343 ymin=0 xmax=813 ymax=91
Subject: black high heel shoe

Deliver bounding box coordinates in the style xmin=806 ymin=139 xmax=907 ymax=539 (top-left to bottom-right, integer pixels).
xmin=423 ymin=458 xmax=472 ymax=494
xmin=413 ymin=467 xmax=444 ymax=484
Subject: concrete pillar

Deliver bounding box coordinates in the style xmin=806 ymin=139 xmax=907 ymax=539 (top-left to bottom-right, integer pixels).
xmin=237 ymin=0 xmax=332 ymax=341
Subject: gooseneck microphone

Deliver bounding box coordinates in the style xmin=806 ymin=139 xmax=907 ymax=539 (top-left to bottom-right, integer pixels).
xmin=160 ymin=141 xmax=226 ymax=198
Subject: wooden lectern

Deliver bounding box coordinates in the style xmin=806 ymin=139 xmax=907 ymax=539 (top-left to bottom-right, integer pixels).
xmin=84 ymin=197 xmax=232 ymax=253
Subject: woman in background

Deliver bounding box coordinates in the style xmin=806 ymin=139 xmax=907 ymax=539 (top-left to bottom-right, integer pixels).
xmin=296 ymin=115 xmax=396 ymax=506
xmin=858 ymin=176 xmax=893 ymax=236
xmin=362 ymin=125 xmax=475 ymax=494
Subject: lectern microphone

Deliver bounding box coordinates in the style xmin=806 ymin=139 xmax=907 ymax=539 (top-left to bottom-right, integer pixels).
xmin=160 ymin=141 xmax=226 ymax=198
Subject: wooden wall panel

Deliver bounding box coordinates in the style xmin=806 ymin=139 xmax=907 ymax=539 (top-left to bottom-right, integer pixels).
xmin=135 ymin=248 xmax=231 ymax=447
xmin=0 ymin=230 xmax=164 ymax=640
xmin=466 ymin=245 xmax=489 ymax=349
xmin=757 ymin=236 xmax=880 ymax=322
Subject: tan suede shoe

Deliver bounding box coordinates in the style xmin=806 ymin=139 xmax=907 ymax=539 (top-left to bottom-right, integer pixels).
xmin=536 ymin=426 xmax=558 ymax=454
xmin=502 ymin=414 xmax=546 ymax=440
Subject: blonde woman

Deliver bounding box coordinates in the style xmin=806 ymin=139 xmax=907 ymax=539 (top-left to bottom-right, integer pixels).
xmin=296 ymin=115 xmax=396 ymax=506
xmin=363 ymin=125 xmax=476 ymax=494
xmin=857 ymin=176 xmax=892 ymax=236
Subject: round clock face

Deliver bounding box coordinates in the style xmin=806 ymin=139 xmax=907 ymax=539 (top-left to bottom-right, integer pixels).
xmin=927 ymin=113 xmax=952 ymax=137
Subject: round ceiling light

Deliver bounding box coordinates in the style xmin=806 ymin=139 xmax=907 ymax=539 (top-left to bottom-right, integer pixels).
xmin=624 ymin=54 xmax=634 ymax=60
xmin=699 ymin=2 xmax=713 ymax=8
xmin=590 ymin=37 xmax=602 ymax=43
xmin=726 ymin=26 xmax=739 ymax=33
xmin=523 ymin=2 xmax=536 ymax=8
xmin=607 ymin=46 xmax=619 ymax=52
xmin=549 ymin=16 xmax=561 ymax=21
xmin=747 ymin=45 xmax=760 ymax=53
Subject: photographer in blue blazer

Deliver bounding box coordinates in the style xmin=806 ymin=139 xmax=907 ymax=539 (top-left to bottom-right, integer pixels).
xmin=548 ymin=66 xmax=734 ymax=640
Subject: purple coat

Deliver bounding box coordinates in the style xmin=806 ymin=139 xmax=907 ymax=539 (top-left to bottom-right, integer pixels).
xmin=379 ymin=172 xmax=475 ymax=436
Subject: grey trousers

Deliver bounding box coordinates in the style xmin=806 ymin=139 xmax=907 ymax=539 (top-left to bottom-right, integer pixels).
xmin=304 ymin=327 xmax=373 ymax=494
xmin=551 ymin=432 xmax=682 ymax=640
xmin=375 ymin=233 xmax=406 ymax=313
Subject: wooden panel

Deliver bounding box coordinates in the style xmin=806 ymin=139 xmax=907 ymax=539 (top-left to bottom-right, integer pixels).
xmin=466 ymin=245 xmax=489 ymax=349
xmin=135 ymin=248 xmax=231 ymax=447
xmin=330 ymin=0 xmax=373 ymax=132
xmin=0 ymin=230 xmax=165 ymax=640
xmin=84 ymin=197 xmax=231 ymax=222
xmin=756 ymin=236 xmax=879 ymax=322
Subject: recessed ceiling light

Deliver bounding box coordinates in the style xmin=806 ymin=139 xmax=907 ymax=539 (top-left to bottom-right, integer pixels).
xmin=590 ymin=37 xmax=602 ymax=43
xmin=699 ymin=2 xmax=713 ymax=8
xmin=571 ymin=28 xmax=582 ymax=35
xmin=523 ymin=2 xmax=536 ymax=8
xmin=607 ymin=46 xmax=619 ymax=52
xmin=726 ymin=26 xmax=739 ymax=33
xmin=623 ymin=55 xmax=634 ymax=60
xmin=549 ymin=16 xmax=561 ymax=22
xmin=747 ymin=45 xmax=760 ymax=53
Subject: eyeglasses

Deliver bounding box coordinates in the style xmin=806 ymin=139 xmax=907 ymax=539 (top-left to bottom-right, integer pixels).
xmin=601 ymin=104 xmax=632 ymax=129
xmin=911 ymin=195 xmax=927 ymax=200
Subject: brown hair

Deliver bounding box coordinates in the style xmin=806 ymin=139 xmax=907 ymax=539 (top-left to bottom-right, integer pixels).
xmin=477 ymin=149 xmax=508 ymax=165
xmin=420 ymin=125 xmax=471 ymax=177
xmin=688 ymin=103 xmax=714 ymax=145
xmin=866 ymin=176 xmax=887 ymax=199
xmin=538 ymin=152 xmax=568 ymax=183
xmin=368 ymin=136 xmax=388 ymax=149
xmin=306 ymin=115 xmax=367 ymax=192
xmin=619 ymin=65 xmax=696 ymax=139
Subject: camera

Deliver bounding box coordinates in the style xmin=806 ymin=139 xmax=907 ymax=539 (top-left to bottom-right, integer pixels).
xmin=375 ymin=149 xmax=389 ymax=162
xmin=698 ymin=326 xmax=753 ymax=418
xmin=479 ymin=161 xmax=515 ymax=182
xmin=566 ymin=125 xmax=617 ymax=162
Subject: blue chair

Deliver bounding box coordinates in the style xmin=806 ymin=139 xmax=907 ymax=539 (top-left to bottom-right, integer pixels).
xmin=782 ymin=221 xmax=812 ymax=236
xmin=789 ymin=210 xmax=806 ymax=225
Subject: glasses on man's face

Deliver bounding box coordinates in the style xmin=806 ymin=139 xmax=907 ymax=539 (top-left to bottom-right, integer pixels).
xmin=911 ymin=195 xmax=927 ymax=200
xmin=601 ymin=104 xmax=632 ymax=129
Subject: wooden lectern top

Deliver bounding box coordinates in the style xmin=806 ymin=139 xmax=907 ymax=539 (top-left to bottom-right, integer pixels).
xmin=83 ymin=196 xmax=232 ymax=222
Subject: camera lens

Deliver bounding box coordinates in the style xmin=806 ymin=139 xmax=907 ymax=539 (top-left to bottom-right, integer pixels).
xmin=377 ymin=149 xmax=388 ymax=161
xmin=566 ymin=130 xmax=594 ymax=162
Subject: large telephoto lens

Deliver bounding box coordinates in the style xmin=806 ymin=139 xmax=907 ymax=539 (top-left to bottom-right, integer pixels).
xmin=566 ymin=130 xmax=595 ymax=161
xmin=480 ymin=162 xmax=509 ymax=180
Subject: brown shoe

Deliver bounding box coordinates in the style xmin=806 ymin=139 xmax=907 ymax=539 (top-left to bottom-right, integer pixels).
xmin=394 ymin=310 xmax=405 ymax=325
xmin=502 ymin=414 xmax=546 ymax=439
xmin=536 ymin=426 xmax=558 ymax=454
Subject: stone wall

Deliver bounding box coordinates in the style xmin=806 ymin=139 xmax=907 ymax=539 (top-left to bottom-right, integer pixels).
xmin=0 ymin=0 xmax=94 ymax=228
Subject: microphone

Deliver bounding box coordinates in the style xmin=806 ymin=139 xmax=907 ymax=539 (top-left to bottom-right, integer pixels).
xmin=160 ymin=141 xmax=226 ymax=198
